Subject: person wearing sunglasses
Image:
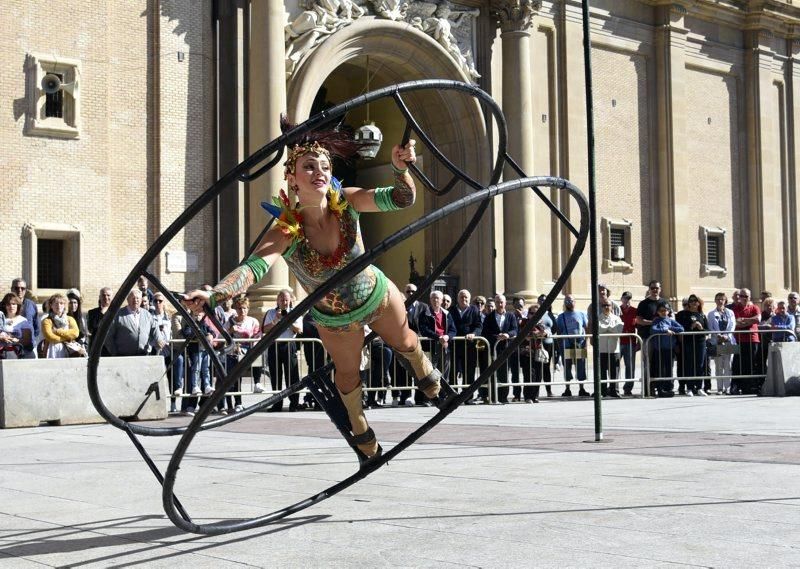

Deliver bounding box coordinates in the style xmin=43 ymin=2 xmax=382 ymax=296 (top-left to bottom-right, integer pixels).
xmin=636 ymin=280 xmax=666 ymax=394
xmin=10 ymin=278 xmax=40 ymax=344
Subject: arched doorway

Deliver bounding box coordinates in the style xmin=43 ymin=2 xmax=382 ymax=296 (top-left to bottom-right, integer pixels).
xmin=287 ymin=19 xmax=494 ymax=295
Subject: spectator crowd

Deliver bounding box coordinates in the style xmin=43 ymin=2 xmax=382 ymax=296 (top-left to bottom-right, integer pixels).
xmin=2 ymin=275 xmax=795 ymax=414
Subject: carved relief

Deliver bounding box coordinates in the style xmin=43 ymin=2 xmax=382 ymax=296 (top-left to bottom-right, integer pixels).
xmin=285 ymin=0 xmax=481 ymax=81
xmin=490 ymin=0 xmax=540 ymax=33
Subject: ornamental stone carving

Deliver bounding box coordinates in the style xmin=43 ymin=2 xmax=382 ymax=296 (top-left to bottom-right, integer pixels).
xmin=285 ymin=0 xmax=481 ymax=81
xmin=490 ymin=0 xmax=540 ymax=33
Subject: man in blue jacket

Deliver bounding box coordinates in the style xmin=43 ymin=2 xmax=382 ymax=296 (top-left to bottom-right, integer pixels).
xmin=482 ymin=294 xmax=519 ymax=403
xmin=450 ymin=289 xmax=483 ymax=388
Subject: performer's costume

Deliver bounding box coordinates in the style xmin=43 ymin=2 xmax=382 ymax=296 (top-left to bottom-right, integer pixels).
xmin=264 ymin=184 xmax=391 ymax=334
xmin=207 ymin=133 xmax=443 ymax=458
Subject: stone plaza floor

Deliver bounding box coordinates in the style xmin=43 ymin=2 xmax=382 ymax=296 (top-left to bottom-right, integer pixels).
xmin=0 ymin=394 xmax=798 ymax=567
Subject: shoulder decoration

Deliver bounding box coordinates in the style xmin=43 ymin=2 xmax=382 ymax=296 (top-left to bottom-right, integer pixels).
xmin=261 ymin=190 xmax=304 ymax=241
xmin=327 ymin=177 xmax=348 ymax=216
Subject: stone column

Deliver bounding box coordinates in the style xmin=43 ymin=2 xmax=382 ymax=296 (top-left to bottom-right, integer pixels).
xmin=247 ymin=0 xmax=289 ymax=306
xmin=559 ymin=0 xmax=591 ymax=296
xmin=743 ymin=30 xmax=779 ymax=293
xmin=492 ymin=0 xmax=539 ymax=299
xmin=654 ymin=3 xmax=689 ymax=300
xmin=789 ymin=40 xmax=800 ymax=290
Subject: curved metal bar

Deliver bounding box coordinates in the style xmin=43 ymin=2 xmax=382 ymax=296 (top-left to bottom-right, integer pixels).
xmin=162 ymin=175 xmax=589 ymax=534
xmin=392 ymin=91 xmax=484 ymax=193
xmin=503 ymin=152 xmax=579 ymax=238
xmin=87 ymin=79 xmax=507 ymax=437
xmin=237 ymin=146 xmax=285 ymax=182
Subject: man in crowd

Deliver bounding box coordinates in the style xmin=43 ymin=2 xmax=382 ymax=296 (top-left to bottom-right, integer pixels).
xmin=393 ymin=283 xmax=428 ymax=406
xmin=450 ymin=289 xmax=482 ymax=386
xmin=731 ymin=287 xmax=761 ymax=394
xmin=419 ymin=290 xmax=457 ymax=386
xmin=11 ymin=278 xmax=40 ymax=343
xmin=481 ymin=294 xmax=518 ymax=404
xmin=105 ymin=288 xmax=159 ymax=356
xmin=87 ymin=287 xmax=113 ymax=350
xmin=556 ymin=293 xmax=589 ymax=397
xmin=137 ymin=275 xmax=155 ymax=306
xmin=636 ymin=280 xmax=667 ymax=395
xmin=786 ymin=292 xmax=800 ymax=337
xmin=442 ymin=293 xmax=452 ymax=311
xmin=262 ymin=289 xmax=303 ymax=412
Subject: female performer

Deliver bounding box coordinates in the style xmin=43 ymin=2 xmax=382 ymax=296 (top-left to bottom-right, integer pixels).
xmin=184 ymin=122 xmax=442 ymax=458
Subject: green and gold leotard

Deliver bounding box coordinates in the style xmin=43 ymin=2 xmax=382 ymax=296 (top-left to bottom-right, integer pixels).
xmin=279 ymin=190 xmax=390 ymax=332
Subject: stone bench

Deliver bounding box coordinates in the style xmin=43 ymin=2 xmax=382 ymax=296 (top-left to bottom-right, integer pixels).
xmin=764 ymin=342 xmax=800 ymax=396
xmin=0 ymin=356 xmax=169 ymax=428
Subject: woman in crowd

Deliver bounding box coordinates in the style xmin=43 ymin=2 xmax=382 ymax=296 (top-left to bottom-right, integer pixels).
xmin=597 ymin=300 xmax=624 ymax=397
xmin=41 ymin=293 xmax=81 ymax=358
xmin=650 ymin=301 xmax=684 ymax=397
xmin=707 ymin=292 xmax=736 ymax=394
xmin=675 ymin=295 xmax=709 ymax=396
xmin=224 ymin=295 xmax=262 ymax=414
xmin=184 ymin=122 xmax=437 ymax=459
xmin=67 ymin=290 xmax=88 ymax=350
xmin=759 ymin=296 xmax=776 ymax=374
xmin=1 ymin=293 xmax=34 ymax=358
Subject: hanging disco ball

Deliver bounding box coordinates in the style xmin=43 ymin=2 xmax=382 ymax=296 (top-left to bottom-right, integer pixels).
xmin=354 ymin=122 xmax=383 ymax=160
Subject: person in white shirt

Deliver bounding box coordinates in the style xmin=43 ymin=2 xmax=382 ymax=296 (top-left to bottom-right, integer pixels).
xmin=262 ymin=289 xmax=304 ymax=412
xmin=707 ymin=292 xmax=736 ymax=394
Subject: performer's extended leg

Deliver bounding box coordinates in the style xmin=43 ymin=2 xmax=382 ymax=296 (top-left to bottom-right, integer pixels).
xmin=317 ymin=325 xmax=379 ymax=458
xmin=370 ymin=282 xmax=441 ymax=400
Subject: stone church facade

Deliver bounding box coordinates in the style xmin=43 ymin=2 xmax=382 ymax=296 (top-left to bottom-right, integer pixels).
xmin=3 ymin=0 xmax=800 ymax=308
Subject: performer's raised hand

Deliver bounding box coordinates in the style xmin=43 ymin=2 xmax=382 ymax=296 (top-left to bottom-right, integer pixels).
xmin=392 ymin=138 xmax=416 ymax=170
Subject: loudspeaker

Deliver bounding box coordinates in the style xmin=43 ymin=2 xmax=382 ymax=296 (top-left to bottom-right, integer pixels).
xmin=41 ymin=73 xmax=77 ymax=96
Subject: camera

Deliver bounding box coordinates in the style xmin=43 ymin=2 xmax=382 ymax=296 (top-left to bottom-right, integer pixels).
xmin=280 ymin=308 xmax=288 ymax=317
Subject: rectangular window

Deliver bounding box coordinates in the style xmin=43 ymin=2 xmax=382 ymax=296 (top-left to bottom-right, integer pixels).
xmin=37 ymin=239 xmax=65 ymax=289
xmin=44 ymin=73 xmax=63 ymax=118
xmin=602 ymin=218 xmax=633 ymax=272
xmin=700 ymin=226 xmax=727 ymax=277
xmin=706 ymin=235 xmax=721 ymax=267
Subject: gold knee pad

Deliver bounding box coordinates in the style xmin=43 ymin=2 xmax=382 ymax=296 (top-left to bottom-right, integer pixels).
xmin=338 ymin=385 xmax=379 ymax=458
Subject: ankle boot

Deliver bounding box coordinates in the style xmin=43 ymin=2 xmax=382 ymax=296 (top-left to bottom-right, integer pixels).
xmin=395 ymin=339 xmax=441 ymax=399
xmin=338 ymin=385 xmax=379 ymax=458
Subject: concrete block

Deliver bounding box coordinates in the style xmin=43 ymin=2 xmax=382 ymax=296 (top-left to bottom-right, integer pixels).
xmin=764 ymin=342 xmax=800 ymax=396
xmin=0 ymin=356 xmax=169 ymax=428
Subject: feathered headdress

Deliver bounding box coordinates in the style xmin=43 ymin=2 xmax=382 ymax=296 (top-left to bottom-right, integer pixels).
xmin=280 ymin=115 xmax=361 ymax=177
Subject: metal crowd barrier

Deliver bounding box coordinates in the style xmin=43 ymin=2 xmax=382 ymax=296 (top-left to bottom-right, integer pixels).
xmin=642 ymin=328 xmax=797 ymax=396
xmin=167 ymin=337 xmax=328 ymax=404
xmin=491 ymin=332 xmax=644 ymax=402
xmin=361 ymin=335 xmax=491 ymax=405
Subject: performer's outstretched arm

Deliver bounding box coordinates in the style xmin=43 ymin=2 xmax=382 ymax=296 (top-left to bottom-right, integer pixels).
xmin=344 ymin=140 xmax=417 ymax=212
xmin=183 ymin=226 xmax=288 ymax=311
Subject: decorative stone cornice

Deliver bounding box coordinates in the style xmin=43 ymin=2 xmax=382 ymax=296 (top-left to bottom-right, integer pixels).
xmin=490 ymin=0 xmax=541 ymax=33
